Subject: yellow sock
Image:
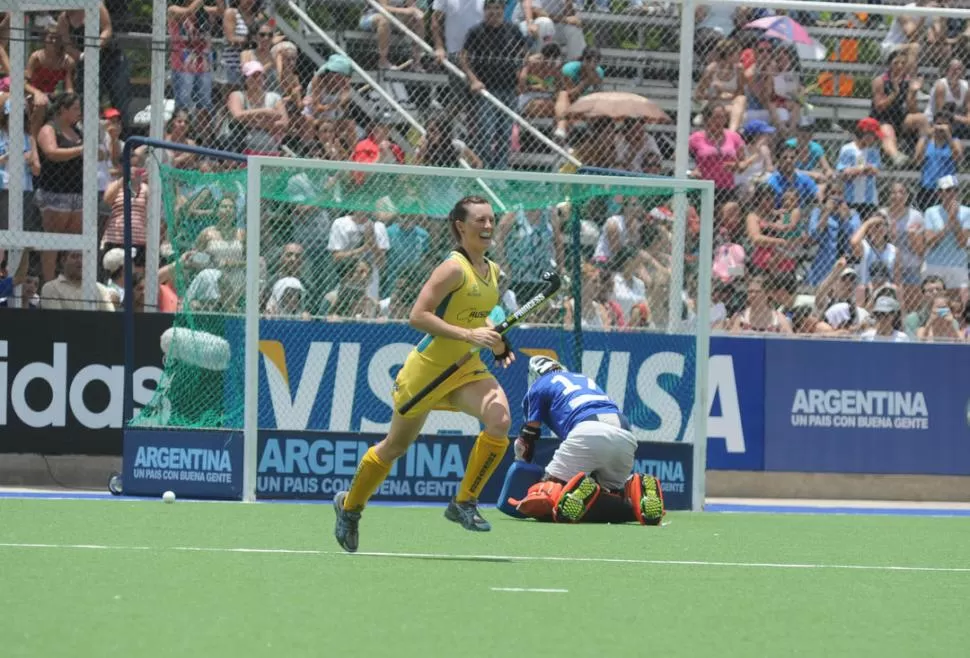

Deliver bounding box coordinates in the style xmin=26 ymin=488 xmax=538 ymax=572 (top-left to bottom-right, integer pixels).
xmin=456 ymin=431 xmax=510 ymax=503
xmin=343 ymin=446 xmax=392 ymax=512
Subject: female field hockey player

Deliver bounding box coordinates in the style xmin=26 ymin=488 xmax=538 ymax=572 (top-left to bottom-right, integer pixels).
xmin=334 ymin=196 xmax=516 ymax=553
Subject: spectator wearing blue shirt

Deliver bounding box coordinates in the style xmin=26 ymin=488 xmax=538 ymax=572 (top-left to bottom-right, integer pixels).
xmin=0 ymin=255 xmax=12 ymax=300
xmin=384 ymin=215 xmax=430 ymax=297
xmin=765 ymin=143 xmax=819 ymax=207
xmin=0 ymin=248 xmax=40 ymax=309
xmin=785 ymin=118 xmax=833 ymax=194
xmin=913 ymin=108 xmax=963 ymax=211
xmin=806 ymin=188 xmax=861 ymax=286
xmin=562 ymin=46 xmax=604 ymax=102
xmin=836 ymin=118 xmax=883 ymax=220
xmin=0 ymin=99 xmax=42 ymax=233
xmin=922 ymin=175 xmax=970 ymax=295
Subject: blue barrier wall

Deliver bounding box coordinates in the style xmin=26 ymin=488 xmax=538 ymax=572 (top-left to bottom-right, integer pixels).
xmin=118 ymin=318 xmax=968 ymax=499
xmin=122 ymin=429 xmax=244 ymax=499
xmin=763 ymin=339 xmax=970 ymax=475
xmin=233 ymin=319 xmax=766 ymax=471
xmin=122 ymin=429 xmax=694 ymax=509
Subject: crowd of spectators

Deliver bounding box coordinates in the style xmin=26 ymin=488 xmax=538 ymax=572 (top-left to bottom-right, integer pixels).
xmin=0 ymin=0 xmax=968 ymax=343
xmin=685 ymin=1 xmax=970 ymax=341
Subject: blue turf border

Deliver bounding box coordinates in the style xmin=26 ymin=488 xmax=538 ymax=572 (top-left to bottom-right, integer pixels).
xmin=3 ymin=491 xmax=970 ymax=517
xmin=704 ymin=503 xmax=970 ymax=517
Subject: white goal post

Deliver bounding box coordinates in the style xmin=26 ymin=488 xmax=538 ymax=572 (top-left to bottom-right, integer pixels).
xmin=242 ymin=158 xmax=715 ymax=510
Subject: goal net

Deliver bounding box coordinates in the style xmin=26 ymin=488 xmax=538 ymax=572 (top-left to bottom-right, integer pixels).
xmin=132 ymin=157 xmax=713 ymax=506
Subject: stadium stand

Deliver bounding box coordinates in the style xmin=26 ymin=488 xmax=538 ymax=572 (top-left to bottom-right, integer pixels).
xmin=0 ymin=0 xmax=968 ymax=343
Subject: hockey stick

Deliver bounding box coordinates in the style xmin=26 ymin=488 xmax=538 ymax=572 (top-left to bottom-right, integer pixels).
xmin=397 ymin=271 xmax=562 ymax=415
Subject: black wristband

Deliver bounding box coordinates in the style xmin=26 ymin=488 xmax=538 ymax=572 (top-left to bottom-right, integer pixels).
xmin=519 ymin=424 xmax=540 ymax=442
xmin=492 ymin=335 xmax=512 ymax=360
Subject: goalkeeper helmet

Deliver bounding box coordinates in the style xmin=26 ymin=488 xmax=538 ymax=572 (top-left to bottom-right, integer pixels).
xmin=528 ymin=355 xmax=563 ymax=387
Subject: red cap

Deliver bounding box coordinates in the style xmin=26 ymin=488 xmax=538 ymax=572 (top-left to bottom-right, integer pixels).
xmin=102 ymin=107 xmax=121 ymax=120
xmin=857 ymin=117 xmax=884 ymax=138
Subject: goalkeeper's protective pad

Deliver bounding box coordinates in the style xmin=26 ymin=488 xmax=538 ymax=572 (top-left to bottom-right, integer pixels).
xmin=496 ymin=461 xmax=545 ymax=518
xmin=553 ymin=472 xmax=601 ymax=523
xmin=625 ymin=474 xmax=666 ymax=526
xmin=508 ymin=480 xmax=564 ymax=521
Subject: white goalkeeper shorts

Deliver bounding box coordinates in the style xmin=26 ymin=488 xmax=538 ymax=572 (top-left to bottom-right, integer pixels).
xmin=545 ymin=418 xmax=638 ymax=491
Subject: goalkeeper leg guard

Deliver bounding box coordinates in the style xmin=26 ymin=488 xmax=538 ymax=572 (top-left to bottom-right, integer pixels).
xmin=553 ymin=472 xmax=601 ymax=523
xmin=508 ymin=480 xmax=564 ymax=521
xmin=624 ymin=474 xmax=666 ymax=526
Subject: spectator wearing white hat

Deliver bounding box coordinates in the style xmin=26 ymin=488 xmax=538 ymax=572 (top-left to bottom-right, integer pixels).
xmin=101 ymin=246 xmax=127 ymax=308
xmin=265 ymin=276 xmax=309 ymax=318
xmin=860 ymin=296 xmax=909 ymax=342
xmin=922 ymin=175 xmax=970 ymax=300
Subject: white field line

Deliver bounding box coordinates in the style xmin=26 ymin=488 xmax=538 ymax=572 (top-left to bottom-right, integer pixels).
xmin=0 ymin=542 xmax=968 ymax=574
xmin=491 ymin=587 xmax=568 ymax=593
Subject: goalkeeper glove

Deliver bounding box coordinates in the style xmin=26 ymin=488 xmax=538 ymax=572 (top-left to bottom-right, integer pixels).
xmin=514 ymin=424 xmax=540 ymax=462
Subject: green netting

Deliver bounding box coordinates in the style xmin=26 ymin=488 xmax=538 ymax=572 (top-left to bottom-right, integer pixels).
xmin=132 ymin=158 xmax=695 ymax=430
xmin=259 ymin=165 xmax=683 ymax=217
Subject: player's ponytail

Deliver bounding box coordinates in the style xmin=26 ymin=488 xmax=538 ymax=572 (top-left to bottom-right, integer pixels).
xmin=448 ymin=195 xmax=489 ymax=243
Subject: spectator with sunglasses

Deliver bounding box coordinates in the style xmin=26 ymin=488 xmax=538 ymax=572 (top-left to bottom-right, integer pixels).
xmin=240 ymin=21 xmax=282 ymax=93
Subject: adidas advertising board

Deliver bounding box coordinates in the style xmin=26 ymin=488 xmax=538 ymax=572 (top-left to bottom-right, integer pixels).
xmin=1 ymin=311 xmax=170 ymax=455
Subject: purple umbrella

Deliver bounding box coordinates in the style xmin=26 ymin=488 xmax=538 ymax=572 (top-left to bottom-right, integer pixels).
xmin=745 ymin=15 xmax=827 ymax=60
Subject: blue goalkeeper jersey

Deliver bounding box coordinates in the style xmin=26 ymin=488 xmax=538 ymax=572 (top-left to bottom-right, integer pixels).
xmin=522 ymin=371 xmax=622 ymax=439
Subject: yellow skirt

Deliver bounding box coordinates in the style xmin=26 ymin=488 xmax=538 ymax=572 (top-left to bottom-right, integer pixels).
xmin=392 ymin=349 xmax=495 ymax=418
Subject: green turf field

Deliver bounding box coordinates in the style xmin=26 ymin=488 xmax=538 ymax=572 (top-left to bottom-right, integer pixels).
xmin=1 ymin=499 xmax=968 ymax=658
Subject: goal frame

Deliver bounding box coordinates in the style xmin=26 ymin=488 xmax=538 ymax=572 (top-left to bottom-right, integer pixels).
xmin=243 ymin=157 xmax=715 ymax=510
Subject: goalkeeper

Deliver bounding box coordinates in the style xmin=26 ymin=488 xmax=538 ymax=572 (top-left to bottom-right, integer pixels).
xmin=501 ymin=356 xmax=665 ymax=525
